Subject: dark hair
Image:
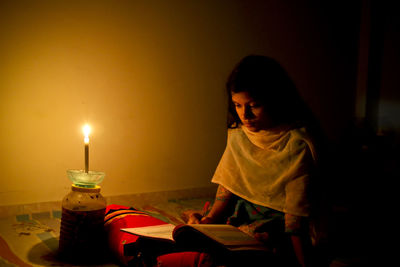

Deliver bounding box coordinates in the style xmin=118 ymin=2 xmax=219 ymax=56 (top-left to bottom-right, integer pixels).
xmin=226 ymin=55 xmax=314 ymax=130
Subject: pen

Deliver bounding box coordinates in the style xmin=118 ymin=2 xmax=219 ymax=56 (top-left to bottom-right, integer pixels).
xmin=202 ymin=201 xmax=210 ymax=217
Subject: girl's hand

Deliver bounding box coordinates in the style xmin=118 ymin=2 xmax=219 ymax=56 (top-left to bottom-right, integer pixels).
xmin=254 ymin=232 xmax=271 ymax=244
xmin=187 ymin=212 xmax=203 ymax=224
xmin=199 ymin=216 xmax=214 ymax=224
xmin=187 ymin=212 xmax=215 ymax=224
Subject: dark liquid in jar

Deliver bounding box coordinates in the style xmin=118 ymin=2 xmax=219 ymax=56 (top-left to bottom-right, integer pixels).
xmin=59 ymin=207 xmax=106 ymax=258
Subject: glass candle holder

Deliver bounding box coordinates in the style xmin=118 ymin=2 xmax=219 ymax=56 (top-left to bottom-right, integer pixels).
xmin=66 ymin=169 xmax=105 ymax=188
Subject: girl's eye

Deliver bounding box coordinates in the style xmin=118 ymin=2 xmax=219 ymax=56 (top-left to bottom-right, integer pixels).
xmin=233 ymin=102 xmax=260 ymax=109
xmin=249 ymin=103 xmax=260 ymax=108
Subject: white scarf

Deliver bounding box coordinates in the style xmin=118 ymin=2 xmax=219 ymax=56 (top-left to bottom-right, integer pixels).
xmin=211 ymin=125 xmax=316 ymax=216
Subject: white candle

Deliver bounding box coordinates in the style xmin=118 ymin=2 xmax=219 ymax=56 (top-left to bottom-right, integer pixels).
xmin=83 ymin=124 xmax=91 ymax=173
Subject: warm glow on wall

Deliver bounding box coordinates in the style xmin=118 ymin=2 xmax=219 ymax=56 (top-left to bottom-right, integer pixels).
xmin=0 ymin=0 xmax=367 ymax=206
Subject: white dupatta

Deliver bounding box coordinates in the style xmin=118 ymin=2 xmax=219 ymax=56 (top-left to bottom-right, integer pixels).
xmin=211 ymin=125 xmax=316 ymax=216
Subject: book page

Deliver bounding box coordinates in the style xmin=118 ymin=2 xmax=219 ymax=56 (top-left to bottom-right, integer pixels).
xmin=185 ymin=224 xmax=262 ymax=246
xmin=121 ymin=224 xmax=176 ymax=241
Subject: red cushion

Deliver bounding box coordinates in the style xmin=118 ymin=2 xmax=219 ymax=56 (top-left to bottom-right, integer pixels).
xmin=104 ymin=204 xmax=167 ymax=266
xmin=156 ymin=252 xmax=214 ymax=267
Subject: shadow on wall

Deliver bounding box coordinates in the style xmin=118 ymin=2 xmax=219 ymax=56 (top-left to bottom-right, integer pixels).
xmin=333 ymin=118 xmax=398 ymax=208
xmin=322 ymin=117 xmax=397 ymax=262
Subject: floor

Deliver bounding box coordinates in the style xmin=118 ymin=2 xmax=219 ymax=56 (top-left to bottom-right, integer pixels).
xmin=0 ymin=186 xmax=215 ymax=267
xmin=0 ymin=186 xmax=371 ymax=267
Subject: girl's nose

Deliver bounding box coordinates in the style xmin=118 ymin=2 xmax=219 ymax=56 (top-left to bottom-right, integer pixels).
xmin=243 ymin=106 xmax=254 ymax=119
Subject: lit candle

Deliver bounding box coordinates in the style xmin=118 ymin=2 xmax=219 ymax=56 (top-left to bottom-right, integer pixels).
xmin=83 ymin=124 xmax=91 ymax=173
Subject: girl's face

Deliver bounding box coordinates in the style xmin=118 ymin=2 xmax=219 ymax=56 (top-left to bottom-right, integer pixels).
xmin=231 ymin=91 xmax=273 ymax=132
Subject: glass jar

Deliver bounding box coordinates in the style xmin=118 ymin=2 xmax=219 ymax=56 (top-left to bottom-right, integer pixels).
xmin=58 ymin=185 xmax=107 ymax=261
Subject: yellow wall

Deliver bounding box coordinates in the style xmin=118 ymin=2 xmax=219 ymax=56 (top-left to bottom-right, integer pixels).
xmin=0 ymin=0 xmax=361 ymax=205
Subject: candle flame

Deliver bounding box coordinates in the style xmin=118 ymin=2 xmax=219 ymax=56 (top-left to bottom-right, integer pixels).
xmin=83 ymin=124 xmax=91 ymax=144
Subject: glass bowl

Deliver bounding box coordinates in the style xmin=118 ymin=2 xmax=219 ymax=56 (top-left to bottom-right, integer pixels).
xmin=67 ymin=169 xmax=105 ymax=188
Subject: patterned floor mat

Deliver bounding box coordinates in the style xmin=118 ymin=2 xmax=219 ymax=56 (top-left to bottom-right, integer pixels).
xmin=0 ymin=195 xmax=213 ymax=267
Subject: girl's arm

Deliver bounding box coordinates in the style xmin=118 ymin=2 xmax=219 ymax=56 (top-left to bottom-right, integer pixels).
xmin=286 ymin=213 xmax=313 ymax=267
xmin=188 ymin=185 xmax=234 ymax=224
xmin=291 ymin=233 xmax=316 ymax=267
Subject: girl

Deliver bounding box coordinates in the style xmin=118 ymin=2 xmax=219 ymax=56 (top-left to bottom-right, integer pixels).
xmin=188 ymin=55 xmax=323 ymax=267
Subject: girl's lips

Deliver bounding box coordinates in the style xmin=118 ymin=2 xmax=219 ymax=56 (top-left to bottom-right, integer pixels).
xmin=244 ymin=122 xmax=255 ymax=127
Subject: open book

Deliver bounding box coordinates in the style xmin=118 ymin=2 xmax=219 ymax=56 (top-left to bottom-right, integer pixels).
xmin=121 ymin=223 xmax=269 ymax=252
